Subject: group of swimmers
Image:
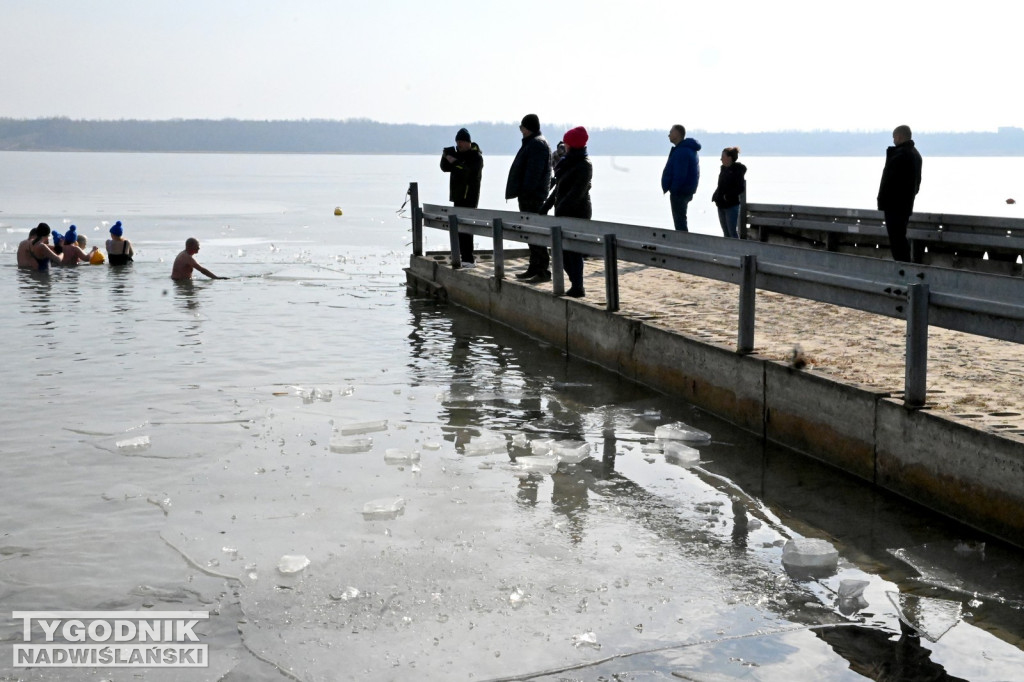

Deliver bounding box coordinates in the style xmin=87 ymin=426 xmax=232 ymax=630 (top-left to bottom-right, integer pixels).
xmin=16 ymin=222 xmax=225 ymax=281
xmin=17 ymin=221 xmax=134 ymax=271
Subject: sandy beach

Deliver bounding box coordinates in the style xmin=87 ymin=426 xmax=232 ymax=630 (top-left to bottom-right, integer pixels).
xmin=478 ymin=256 xmax=1024 ymax=441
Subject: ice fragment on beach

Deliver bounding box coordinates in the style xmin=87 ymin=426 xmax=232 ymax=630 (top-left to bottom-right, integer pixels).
xmin=515 ymin=455 xmax=559 ymax=475
xmin=550 ymin=440 xmax=591 ymax=464
xmin=663 ymin=440 xmax=700 ymax=466
xmin=509 ymin=587 xmax=525 ymax=608
xmin=422 ymin=442 xmax=441 ymax=451
xmin=384 ymin=448 xmax=420 ymax=463
xmin=116 ymin=435 xmax=151 ymax=449
xmin=330 ymin=436 xmax=373 ymax=454
xmin=339 ymin=419 xmax=388 ymax=435
xmin=362 ymin=497 xmax=406 ymax=520
xmin=330 ymin=586 xmax=361 ymax=601
xmin=838 ymin=579 xmax=869 ymax=599
xmin=277 ymin=554 xmax=310 ymax=575
xmin=782 ymin=538 xmax=839 ymax=577
xmin=654 ymin=422 xmax=712 ymax=443
xmin=572 ymin=631 xmax=600 ymax=649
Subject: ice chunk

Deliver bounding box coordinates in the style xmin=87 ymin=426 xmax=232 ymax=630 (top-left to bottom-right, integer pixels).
xmin=339 ymin=419 xmax=388 ymax=435
xmin=572 ymin=631 xmax=600 ymax=649
xmin=550 ymin=440 xmax=591 ymax=464
xmin=330 ymin=436 xmax=373 ymax=454
xmin=654 ymin=422 xmax=712 ymax=443
xmin=642 ymin=409 xmax=662 ymax=420
xmin=838 ymin=579 xmax=869 ymax=600
xmin=277 ymin=554 xmax=310 ymax=575
xmin=330 ymin=586 xmax=361 ymax=601
xmin=886 ymin=592 xmax=962 ymax=642
xmin=384 ymin=448 xmax=420 ymax=463
xmin=511 ymin=433 xmax=529 ymax=449
xmin=663 ymin=440 xmax=700 ymax=467
xmin=782 ymin=538 xmax=839 ymax=578
xmin=515 ymin=455 xmax=559 ymax=475
xmin=362 ymin=497 xmax=406 ymax=520
xmin=116 ymin=435 xmax=151 ymax=449
xmin=422 ymin=442 xmax=441 ymax=451
xmin=530 ymin=439 xmax=555 ymax=456
xmin=463 ymin=434 xmax=507 ymax=456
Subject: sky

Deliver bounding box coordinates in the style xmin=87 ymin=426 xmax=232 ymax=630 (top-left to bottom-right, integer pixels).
xmin=1 ymin=0 xmax=1018 ymax=133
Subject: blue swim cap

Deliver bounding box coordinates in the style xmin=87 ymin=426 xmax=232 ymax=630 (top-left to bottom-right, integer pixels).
xmin=109 ymin=221 xmax=123 ymax=237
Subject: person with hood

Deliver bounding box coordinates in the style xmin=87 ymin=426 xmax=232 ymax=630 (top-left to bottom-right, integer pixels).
xmin=661 ymin=124 xmax=701 ymax=231
xmin=711 ymin=147 xmax=747 ymax=238
xmin=877 ymin=125 xmax=923 ymax=262
xmin=505 ymin=113 xmax=553 ymax=282
xmin=542 ymin=126 xmax=592 ymax=298
xmin=441 ymin=127 xmax=484 ymax=267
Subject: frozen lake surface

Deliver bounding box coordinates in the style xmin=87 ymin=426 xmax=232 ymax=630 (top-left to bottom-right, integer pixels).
xmin=2 ymin=152 xmax=1024 ymax=680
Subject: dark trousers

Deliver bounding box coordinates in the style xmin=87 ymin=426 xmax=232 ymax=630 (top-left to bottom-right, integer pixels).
xmin=563 ymin=250 xmax=584 ymax=291
xmin=457 ymin=233 xmax=474 ymax=263
xmin=527 ymin=244 xmax=550 ymax=274
xmin=884 ymin=210 xmax=912 ymax=262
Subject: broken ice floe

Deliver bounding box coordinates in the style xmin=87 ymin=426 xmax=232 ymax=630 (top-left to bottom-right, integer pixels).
xmin=886 ymin=591 xmax=962 ymax=642
xmin=116 ymin=435 xmax=151 ymax=449
xmin=654 ymin=422 xmax=712 ymax=443
xmin=330 ymin=436 xmax=373 ymax=454
xmin=362 ymin=497 xmax=406 ymax=520
xmin=781 ymin=537 xmax=839 ymax=578
xmin=277 ymin=554 xmax=310 ymax=575
xmin=339 ymin=419 xmax=388 ymax=436
xmin=384 ymin=448 xmax=420 ymax=463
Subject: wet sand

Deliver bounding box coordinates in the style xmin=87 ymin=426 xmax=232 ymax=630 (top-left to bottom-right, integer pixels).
xmin=481 ymin=256 xmax=1024 ymax=441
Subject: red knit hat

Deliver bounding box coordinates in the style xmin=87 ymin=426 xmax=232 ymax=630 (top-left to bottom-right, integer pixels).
xmin=563 ymin=126 xmax=588 ymax=149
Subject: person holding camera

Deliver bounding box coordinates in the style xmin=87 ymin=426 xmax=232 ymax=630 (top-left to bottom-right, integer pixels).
xmin=440 ymin=128 xmax=484 ymax=267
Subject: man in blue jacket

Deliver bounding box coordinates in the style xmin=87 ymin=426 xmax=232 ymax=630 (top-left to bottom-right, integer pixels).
xmin=661 ymin=124 xmax=701 ymax=231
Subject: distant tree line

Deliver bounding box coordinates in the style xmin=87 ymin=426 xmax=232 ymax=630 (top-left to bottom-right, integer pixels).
xmin=1 ymin=118 xmax=1023 ymax=156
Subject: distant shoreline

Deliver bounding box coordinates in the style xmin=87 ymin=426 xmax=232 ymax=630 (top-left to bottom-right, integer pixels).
xmin=3 ymin=118 xmax=1024 ymax=156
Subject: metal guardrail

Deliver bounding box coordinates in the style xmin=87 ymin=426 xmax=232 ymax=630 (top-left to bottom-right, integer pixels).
xmin=408 ymin=183 xmax=1024 ymax=408
xmin=745 ymin=203 xmax=1024 ymax=272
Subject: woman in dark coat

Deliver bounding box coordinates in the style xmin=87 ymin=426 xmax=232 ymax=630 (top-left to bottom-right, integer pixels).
xmin=711 ymin=147 xmax=747 ymax=239
xmin=542 ymin=126 xmax=592 ymax=297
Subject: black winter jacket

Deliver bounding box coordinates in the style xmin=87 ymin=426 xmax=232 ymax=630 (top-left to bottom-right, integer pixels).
xmin=505 ymin=133 xmax=552 ymax=212
xmin=441 ymin=143 xmax=483 ymax=208
xmin=542 ymin=147 xmax=592 ymax=219
xmin=877 ymin=140 xmax=923 ymax=214
xmin=711 ymin=162 xmax=747 ymax=208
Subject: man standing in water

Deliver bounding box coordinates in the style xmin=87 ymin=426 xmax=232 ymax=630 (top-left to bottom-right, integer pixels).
xmin=661 ymin=124 xmax=701 ymax=231
xmin=441 ymin=127 xmax=484 ymax=267
xmin=171 ymin=238 xmax=226 ymax=280
xmin=505 ymin=113 xmax=552 ymax=282
xmin=877 ymin=124 xmax=923 ymax=262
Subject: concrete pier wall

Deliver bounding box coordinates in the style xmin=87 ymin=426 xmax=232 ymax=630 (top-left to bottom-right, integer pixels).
xmin=406 ymin=255 xmax=1024 ymax=548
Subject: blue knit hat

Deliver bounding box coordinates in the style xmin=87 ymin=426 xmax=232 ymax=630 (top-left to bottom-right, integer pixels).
xmin=52 ymin=230 xmax=64 ymax=244
xmin=109 ymin=221 xmax=123 ymax=237
xmin=64 ymin=225 xmax=78 ymax=244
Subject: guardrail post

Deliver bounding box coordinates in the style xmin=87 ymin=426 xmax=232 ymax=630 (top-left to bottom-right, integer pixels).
xmin=737 ymin=255 xmax=757 ymax=354
xmin=905 ymin=283 xmax=930 ymax=407
xmin=604 ymin=234 xmax=619 ymax=312
xmin=739 ymin=194 xmax=748 ymax=240
xmin=448 ymin=214 xmax=462 ymax=268
xmin=492 ymin=218 xmax=504 ymax=289
xmin=410 ymin=182 xmax=422 ymax=257
xmin=551 ymin=226 xmax=565 ymax=296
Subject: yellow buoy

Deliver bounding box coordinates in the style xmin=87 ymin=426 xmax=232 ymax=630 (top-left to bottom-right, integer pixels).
xmin=334 ymin=207 xmax=343 ymax=216
xmin=90 ymin=250 xmax=106 ymax=265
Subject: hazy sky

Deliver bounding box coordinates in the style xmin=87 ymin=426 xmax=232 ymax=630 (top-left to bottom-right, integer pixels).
xmin=2 ymin=0 xmax=1017 ymax=133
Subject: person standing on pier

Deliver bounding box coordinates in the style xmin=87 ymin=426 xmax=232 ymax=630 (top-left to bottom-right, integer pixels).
xmin=877 ymin=125 xmax=923 ymax=262
xmin=661 ymin=124 xmax=701 ymax=231
xmin=712 ymin=147 xmax=747 ymax=238
xmin=542 ymin=126 xmax=592 ymax=297
xmin=505 ymin=113 xmax=553 ymax=282
xmin=441 ymin=127 xmax=484 ymax=267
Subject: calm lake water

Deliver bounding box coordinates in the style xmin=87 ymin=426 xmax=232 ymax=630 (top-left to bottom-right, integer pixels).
xmin=2 ymin=152 xmax=1024 ymax=681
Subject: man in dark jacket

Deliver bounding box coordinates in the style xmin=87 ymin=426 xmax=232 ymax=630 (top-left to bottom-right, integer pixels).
xmin=661 ymin=124 xmax=701 ymax=231
xmin=877 ymin=125 xmax=923 ymax=262
xmin=441 ymin=127 xmax=484 ymax=266
xmin=505 ymin=113 xmax=552 ymax=281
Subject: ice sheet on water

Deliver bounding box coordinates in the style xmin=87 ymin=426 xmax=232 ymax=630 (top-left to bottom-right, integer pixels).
xmin=330 ymin=436 xmax=373 ymax=454
xmin=116 ymin=435 xmax=151 ymax=449
xmin=339 ymin=419 xmax=388 ymax=435
xmin=654 ymin=421 xmax=712 ymax=443
xmin=463 ymin=431 xmax=507 ymax=456
xmin=362 ymin=497 xmax=406 ymax=520
xmin=530 ymin=438 xmax=555 ymax=456
xmin=277 ymin=555 xmax=310 ymax=575
xmin=886 ymin=591 xmax=962 ymax=642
